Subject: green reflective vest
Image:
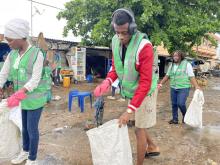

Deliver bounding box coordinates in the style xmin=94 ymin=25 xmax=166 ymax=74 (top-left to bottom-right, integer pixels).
xmin=41 ymin=49 xmax=52 ymax=90
xmin=112 ymin=31 xmax=158 ymax=99
xmin=9 ymin=46 xmax=47 ymax=110
xmin=42 ymin=66 xmax=52 ymax=90
xmin=169 ymin=60 xmax=191 ymax=89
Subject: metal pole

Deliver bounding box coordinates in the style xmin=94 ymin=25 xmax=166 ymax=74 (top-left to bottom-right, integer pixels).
xmin=27 ymin=0 xmax=63 ymax=10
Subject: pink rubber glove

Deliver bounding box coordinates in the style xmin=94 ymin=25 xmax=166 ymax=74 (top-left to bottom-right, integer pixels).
xmin=7 ymin=90 xmax=27 ymax=108
xmin=94 ymin=79 xmax=111 ymax=97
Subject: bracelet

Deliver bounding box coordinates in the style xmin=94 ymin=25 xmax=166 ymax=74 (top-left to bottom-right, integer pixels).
xmin=126 ymin=108 xmax=134 ymax=114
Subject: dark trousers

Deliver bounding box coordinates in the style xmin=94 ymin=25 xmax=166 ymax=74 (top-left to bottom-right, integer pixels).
xmin=53 ymin=68 xmax=61 ymax=85
xmin=22 ymin=107 xmax=43 ymax=161
xmin=170 ymin=88 xmax=190 ymax=121
xmin=111 ymin=84 xmax=121 ymax=96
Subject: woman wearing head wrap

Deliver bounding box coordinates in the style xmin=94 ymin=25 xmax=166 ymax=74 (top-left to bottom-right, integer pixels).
xmin=0 ymin=18 xmax=47 ymax=165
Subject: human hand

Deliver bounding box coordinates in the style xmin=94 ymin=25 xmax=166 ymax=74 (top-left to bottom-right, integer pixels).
xmin=195 ymin=86 xmax=202 ymax=91
xmin=157 ymin=84 xmax=162 ymax=90
xmin=118 ymin=111 xmax=132 ymax=128
xmin=94 ymin=79 xmax=111 ymax=97
xmin=7 ymin=89 xmax=26 ymax=108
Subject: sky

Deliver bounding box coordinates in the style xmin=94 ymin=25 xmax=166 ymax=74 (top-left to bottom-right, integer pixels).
xmin=0 ymin=0 xmax=81 ymax=42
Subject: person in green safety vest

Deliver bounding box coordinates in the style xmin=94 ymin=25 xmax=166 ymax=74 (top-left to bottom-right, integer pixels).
xmin=0 ymin=18 xmax=47 ymax=165
xmin=39 ymin=49 xmax=52 ymax=103
xmin=158 ymin=50 xmax=201 ymax=124
xmin=94 ymin=8 xmax=160 ymax=165
xmin=43 ymin=60 xmax=52 ymax=103
xmin=53 ymin=50 xmax=62 ymax=86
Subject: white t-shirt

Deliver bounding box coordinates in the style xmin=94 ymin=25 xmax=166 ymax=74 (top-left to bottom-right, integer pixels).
xmin=112 ymin=79 xmax=119 ymax=88
xmin=166 ymin=62 xmax=195 ymax=77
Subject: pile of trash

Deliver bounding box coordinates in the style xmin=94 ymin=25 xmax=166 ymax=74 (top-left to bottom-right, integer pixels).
xmin=210 ymin=69 xmax=220 ymax=77
xmin=84 ymin=97 xmax=105 ymax=130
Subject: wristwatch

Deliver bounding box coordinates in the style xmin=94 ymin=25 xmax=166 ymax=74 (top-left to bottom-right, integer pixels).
xmin=127 ymin=109 xmax=133 ymax=114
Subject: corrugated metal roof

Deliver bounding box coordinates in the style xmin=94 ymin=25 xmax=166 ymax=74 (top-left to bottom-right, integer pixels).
xmin=84 ymin=46 xmax=111 ymax=51
xmin=31 ymin=36 xmax=79 ymax=44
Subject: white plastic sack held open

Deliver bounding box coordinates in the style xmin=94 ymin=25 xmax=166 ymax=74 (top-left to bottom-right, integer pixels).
xmin=86 ymin=119 xmax=133 ymax=165
xmin=184 ymin=89 xmax=204 ymax=128
xmin=0 ymin=100 xmax=21 ymax=162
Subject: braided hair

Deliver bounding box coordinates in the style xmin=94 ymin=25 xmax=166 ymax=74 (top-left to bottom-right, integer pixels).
xmin=172 ymin=50 xmax=186 ymax=61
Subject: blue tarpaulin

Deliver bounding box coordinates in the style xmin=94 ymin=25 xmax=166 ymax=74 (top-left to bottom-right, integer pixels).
xmin=0 ymin=43 xmax=10 ymax=62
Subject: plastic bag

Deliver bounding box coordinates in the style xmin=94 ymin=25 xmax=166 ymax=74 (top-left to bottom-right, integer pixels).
xmin=184 ymin=89 xmax=204 ymax=128
xmin=86 ymin=119 xmax=133 ymax=165
xmin=0 ymin=100 xmax=21 ymax=161
xmin=9 ymin=105 xmax=22 ymax=132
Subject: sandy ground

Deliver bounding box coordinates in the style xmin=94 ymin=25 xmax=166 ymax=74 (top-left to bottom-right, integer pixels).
xmin=1 ymin=77 xmax=220 ymax=165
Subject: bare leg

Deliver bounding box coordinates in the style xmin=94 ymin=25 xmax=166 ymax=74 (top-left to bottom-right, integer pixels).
xmin=135 ymin=128 xmax=147 ymax=165
xmin=145 ymin=130 xmax=159 ymax=152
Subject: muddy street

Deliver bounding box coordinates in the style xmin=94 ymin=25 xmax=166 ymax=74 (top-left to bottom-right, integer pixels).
xmin=2 ymin=77 xmax=220 ymax=165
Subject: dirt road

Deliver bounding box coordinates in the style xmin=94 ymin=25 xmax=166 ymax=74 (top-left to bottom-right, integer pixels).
xmin=2 ymin=77 xmax=220 ymax=165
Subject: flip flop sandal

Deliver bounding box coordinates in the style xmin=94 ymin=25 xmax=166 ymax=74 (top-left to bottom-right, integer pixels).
xmin=145 ymin=151 xmax=160 ymax=158
xmin=127 ymin=120 xmax=135 ymax=127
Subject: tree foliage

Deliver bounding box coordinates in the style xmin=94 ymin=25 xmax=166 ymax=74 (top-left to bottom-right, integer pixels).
xmin=57 ymin=0 xmax=220 ymax=54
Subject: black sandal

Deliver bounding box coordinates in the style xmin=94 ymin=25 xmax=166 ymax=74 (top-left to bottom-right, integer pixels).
xmin=145 ymin=151 xmax=160 ymax=157
xmin=168 ymin=119 xmax=178 ymax=124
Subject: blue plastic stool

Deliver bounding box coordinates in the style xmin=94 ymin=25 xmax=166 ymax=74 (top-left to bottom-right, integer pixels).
xmin=86 ymin=74 xmax=93 ymax=83
xmin=68 ymin=90 xmax=80 ymax=112
xmin=78 ymin=92 xmax=92 ymax=112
